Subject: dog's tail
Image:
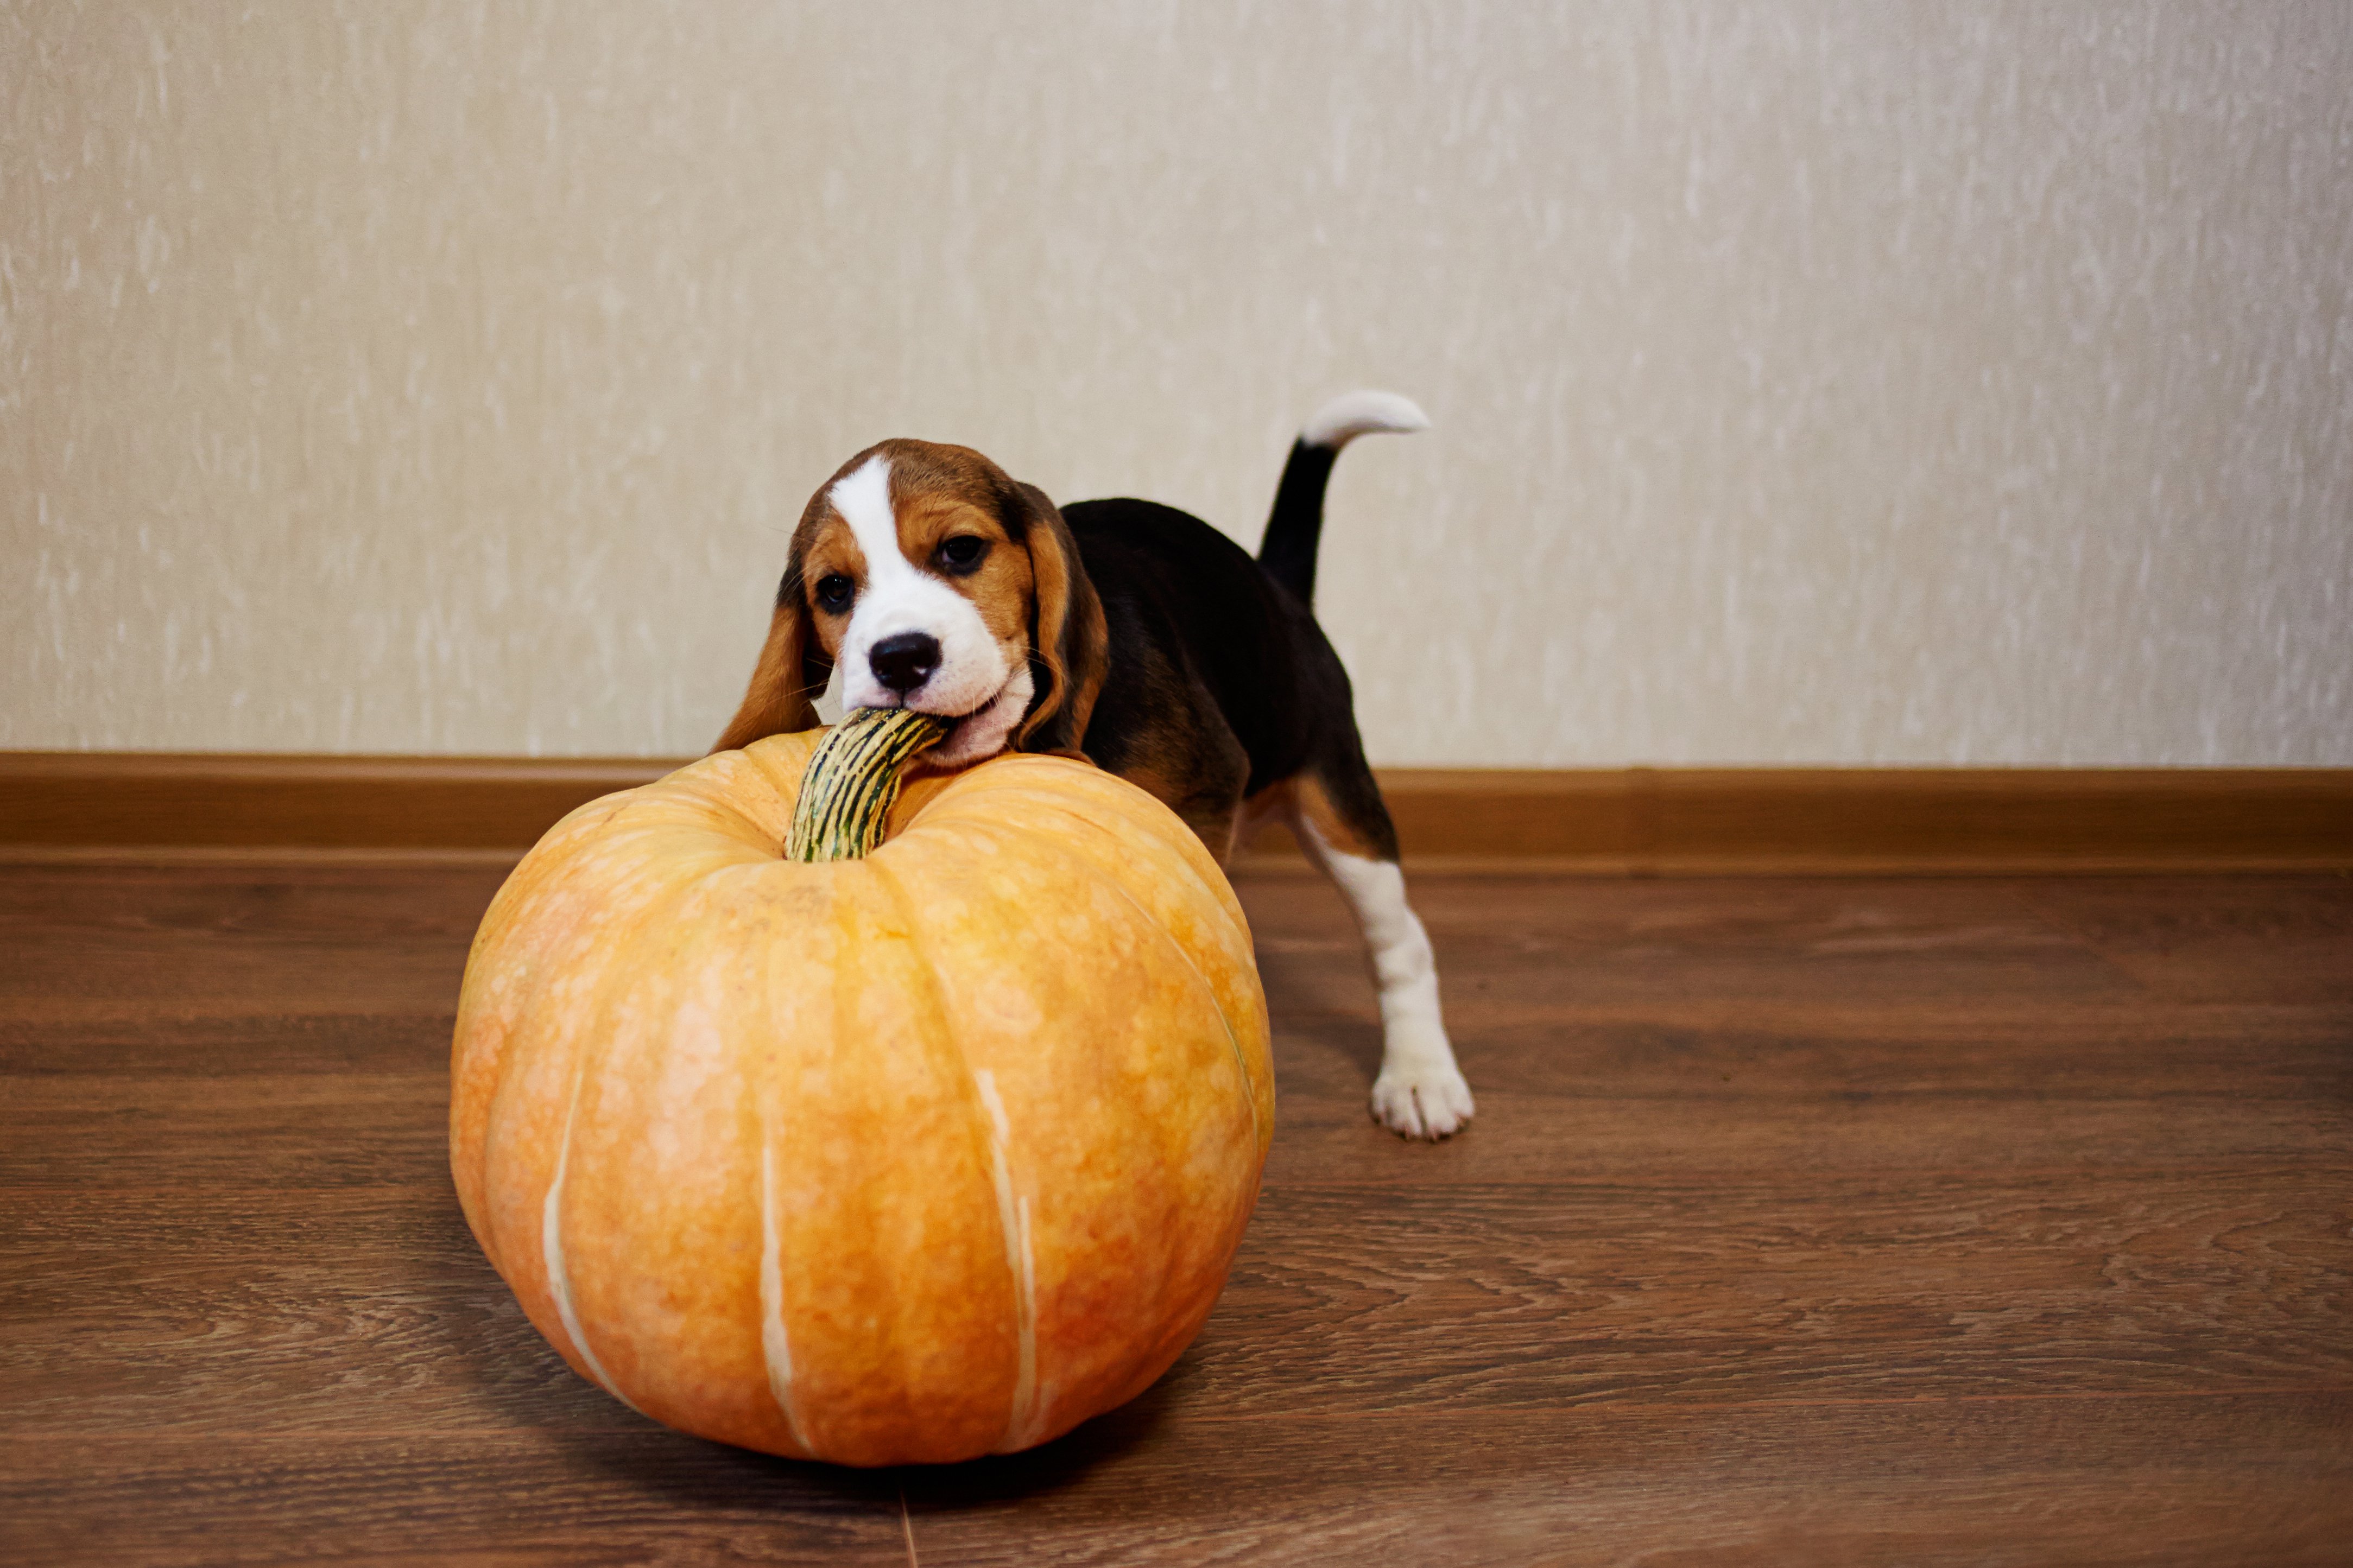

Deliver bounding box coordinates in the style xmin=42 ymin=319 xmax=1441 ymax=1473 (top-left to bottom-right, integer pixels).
xmin=1257 ymin=390 xmax=1429 ymax=605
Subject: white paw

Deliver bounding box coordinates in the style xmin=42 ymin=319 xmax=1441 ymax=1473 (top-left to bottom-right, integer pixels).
xmin=1369 ymin=1061 xmax=1476 ymax=1140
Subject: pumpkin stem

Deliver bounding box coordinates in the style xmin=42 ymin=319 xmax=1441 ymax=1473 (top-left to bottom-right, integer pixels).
xmin=785 ymin=708 xmax=951 ymax=861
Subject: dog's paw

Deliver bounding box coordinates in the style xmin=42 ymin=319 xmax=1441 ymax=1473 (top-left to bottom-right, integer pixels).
xmin=1370 ymin=1061 xmax=1476 ymax=1140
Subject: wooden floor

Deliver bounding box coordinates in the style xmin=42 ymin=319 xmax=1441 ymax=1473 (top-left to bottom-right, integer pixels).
xmin=2 ymin=860 xmax=2349 ymax=1565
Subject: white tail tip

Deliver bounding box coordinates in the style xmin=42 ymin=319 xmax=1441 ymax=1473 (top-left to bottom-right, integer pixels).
xmin=1300 ymin=389 xmax=1431 ymax=450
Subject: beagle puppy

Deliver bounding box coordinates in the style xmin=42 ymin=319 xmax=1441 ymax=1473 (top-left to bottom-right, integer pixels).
xmin=716 ymin=391 xmax=1475 ymax=1140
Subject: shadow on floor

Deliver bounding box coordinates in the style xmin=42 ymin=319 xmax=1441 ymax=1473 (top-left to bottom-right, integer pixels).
xmin=560 ymin=1364 xmax=1181 ymax=1514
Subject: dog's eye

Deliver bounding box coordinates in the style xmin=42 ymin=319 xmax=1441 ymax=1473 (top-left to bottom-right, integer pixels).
xmin=815 ymin=574 xmax=855 ymax=612
xmin=936 ymin=535 xmax=988 ymax=574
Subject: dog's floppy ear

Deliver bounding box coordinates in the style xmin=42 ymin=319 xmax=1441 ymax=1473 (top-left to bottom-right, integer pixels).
xmin=1009 ymin=481 xmax=1108 ymax=753
xmin=712 ymin=569 xmax=831 ymax=754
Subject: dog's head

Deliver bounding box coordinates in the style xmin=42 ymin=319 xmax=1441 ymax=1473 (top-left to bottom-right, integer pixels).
xmin=715 ymin=439 xmax=1108 ymax=769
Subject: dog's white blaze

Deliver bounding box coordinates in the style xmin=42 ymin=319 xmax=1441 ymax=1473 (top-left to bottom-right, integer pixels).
xmin=541 ymin=1072 xmax=640 ymax=1413
xmin=1293 ymin=816 xmax=1475 ymax=1137
xmin=1300 ymin=389 xmax=1431 ymax=450
xmin=972 ymin=1068 xmax=1041 ymax=1450
xmin=827 ymin=453 xmax=1010 ymax=720
xmin=757 ymin=1141 xmax=811 ymax=1452
xmin=828 ymin=454 xmax=900 ymax=568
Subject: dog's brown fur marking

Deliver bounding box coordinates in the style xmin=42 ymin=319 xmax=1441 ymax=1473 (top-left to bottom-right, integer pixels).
xmin=1291 ymin=770 xmax=1386 ymax=860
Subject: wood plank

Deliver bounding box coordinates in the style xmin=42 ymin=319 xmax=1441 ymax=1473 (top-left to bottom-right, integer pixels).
xmin=5 ymin=1398 xmax=2345 ymax=1568
xmin=0 ymin=1432 xmax=911 ymax=1568
xmin=0 ymin=861 xmax=499 ymax=1018
xmin=1254 ymin=873 xmax=2159 ymax=1019
xmin=7 ymin=1067 xmax=2344 ymax=1190
xmin=7 ymin=752 xmax=2351 ymax=871
xmin=897 ymin=1396 xmax=2353 ymax=1567
xmin=13 ymin=996 xmax=2346 ymax=1091
xmin=1186 ymin=1175 xmax=2353 ymax=1413
xmin=2017 ymin=875 xmax=2353 ymax=1004
xmin=0 ymin=1013 xmax=457 ymax=1076
xmin=5 ymin=1171 xmax=2346 ymax=1434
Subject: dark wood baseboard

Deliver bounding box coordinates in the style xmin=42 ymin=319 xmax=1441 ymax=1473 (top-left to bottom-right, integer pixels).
xmin=1250 ymin=766 xmax=2353 ymax=874
xmin=3 ymin=753 xmax=2348 ymax=873
xmin=0 ymin=754 xmax=672 ymax=859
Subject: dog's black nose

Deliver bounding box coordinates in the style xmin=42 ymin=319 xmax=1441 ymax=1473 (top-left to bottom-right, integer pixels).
xmin=868 ymin=632 xmax=941 ymax=694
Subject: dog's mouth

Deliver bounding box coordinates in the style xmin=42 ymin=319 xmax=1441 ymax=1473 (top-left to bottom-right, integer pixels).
xmin=837 ymin=647 xmax=1029 ymax=770
xmin=855 ymin=680 xmax=1014 ymax=744
xmin=856 ymin=693 xmax=981 ymax=728
xmin=899 ymin=668 xmax=1034 ymax=771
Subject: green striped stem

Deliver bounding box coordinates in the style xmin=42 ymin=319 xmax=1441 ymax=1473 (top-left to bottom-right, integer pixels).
xmin=783 ymin=707 xmax=950 ymax=862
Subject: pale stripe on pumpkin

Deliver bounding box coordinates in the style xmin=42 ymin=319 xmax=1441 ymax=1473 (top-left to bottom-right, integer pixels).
xmin=757 ymin=1142 xmax=812 ymax=1455
xmin=541 ymin=1071 xmax=641 ymax=1414
xmin=972 ymin=1069 xmax=1041 ymax=1451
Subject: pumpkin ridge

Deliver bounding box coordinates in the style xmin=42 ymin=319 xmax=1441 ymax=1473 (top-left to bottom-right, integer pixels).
xmin=885 ymin=822 xmax=1216 ymax=1452
xmin=971 ymin=805 xmax=1269 ymax=1158
xmin=479 ymin=840 xmax=745 ymax=1412
xmin=590 ymin=848 xmax=851 ymax=1440
xmin=991 ymin=817 xmax=1264 ymax=1434
xmin=452 ymin=786 xmax=652 ymax=1217
xmin=897 ymin=834 xmax=1099 ymax=1444
xmin=747 ymin=836 xmax=847 ymax=1462
xmin=465 ymin=824 xmax=666 ymax=1219
xmin=795 ymin=850 xmax=1019 ymax=1461
xmin=1081 ymin=841 xmax=1268 ymax=1160
xmin=859 ymin=851 xmax=1034 ymax=1450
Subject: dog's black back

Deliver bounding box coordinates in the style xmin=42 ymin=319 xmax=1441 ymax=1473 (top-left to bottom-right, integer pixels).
xmin=1057 ymin=497 xmax=1397 ymax=859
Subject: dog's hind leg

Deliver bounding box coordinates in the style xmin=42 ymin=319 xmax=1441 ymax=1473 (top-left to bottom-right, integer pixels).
xmin=1287 ymin=769 xmax=1476 ymax=1140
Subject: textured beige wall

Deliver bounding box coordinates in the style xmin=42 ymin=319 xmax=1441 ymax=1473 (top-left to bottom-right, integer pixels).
xmin=5 ymin=2 xmax=2349 ymax=764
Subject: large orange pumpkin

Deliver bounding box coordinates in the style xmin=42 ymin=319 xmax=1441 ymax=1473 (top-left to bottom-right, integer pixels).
xmin=449 ymin=726 xmax=1273 ymax=1467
